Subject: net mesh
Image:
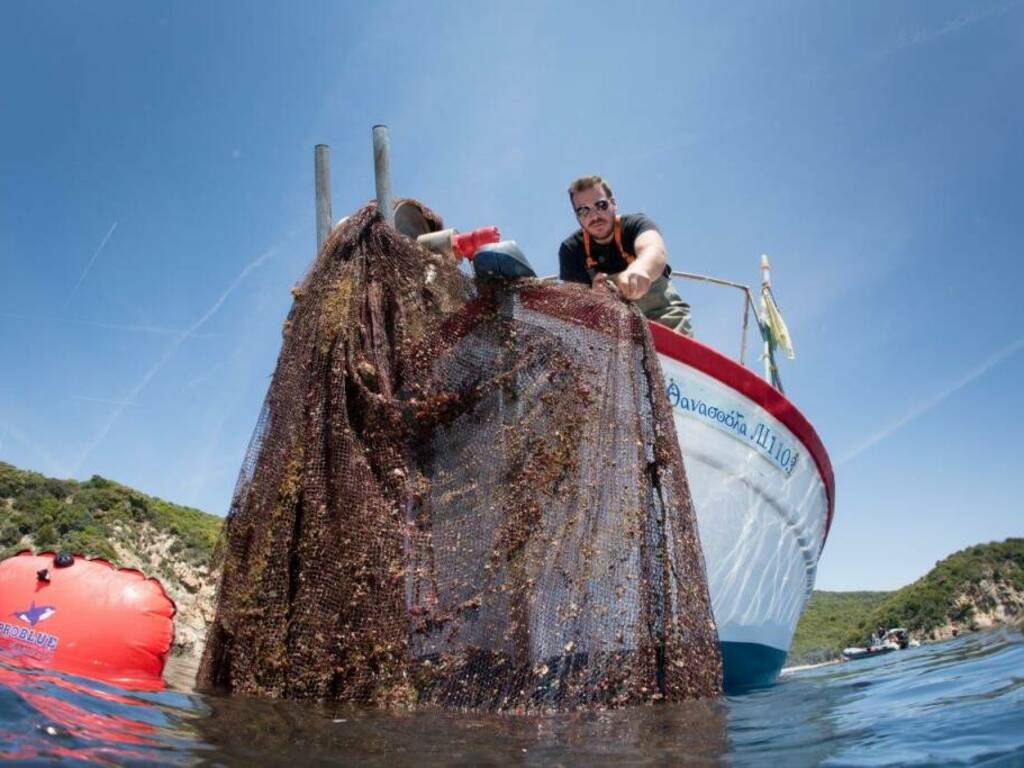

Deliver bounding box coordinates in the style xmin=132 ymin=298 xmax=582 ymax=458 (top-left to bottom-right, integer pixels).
xmin=197 ymin=202 xmax=722 ymax=711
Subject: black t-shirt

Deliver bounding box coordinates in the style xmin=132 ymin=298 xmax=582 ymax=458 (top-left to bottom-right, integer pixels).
xmin=558 ymin=213 xmax=664 ymax=284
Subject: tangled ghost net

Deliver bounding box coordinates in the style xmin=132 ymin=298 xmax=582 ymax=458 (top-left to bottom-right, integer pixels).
xmin=197 ymin=202 xmax=722 ymax=710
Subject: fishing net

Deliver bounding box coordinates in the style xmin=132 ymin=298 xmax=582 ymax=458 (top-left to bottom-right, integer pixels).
xmin=197 ymin=202 xmax=722 ymax=711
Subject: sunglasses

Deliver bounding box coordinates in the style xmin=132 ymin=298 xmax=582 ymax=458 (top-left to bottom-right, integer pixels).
xmin=574 ymin=199 xmax=612 ymax=219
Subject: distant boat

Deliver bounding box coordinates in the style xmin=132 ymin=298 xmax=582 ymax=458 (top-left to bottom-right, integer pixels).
xmin=841 ymin=644 xmax=897 ymax=661
xmin=842 ymin=628 xmax=910 ymax=661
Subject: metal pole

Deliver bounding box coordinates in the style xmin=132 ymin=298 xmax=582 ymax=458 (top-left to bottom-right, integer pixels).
xmin=759 ymin=255 xmax=770 ymax=383
xmin=740 ymin=296 xmax=750 ymax=368
xmin=314 ymin=144 xmax=332 ymax=249
xmin=372 ymin=124 xmax=394 ymax=226
xmin=758 ymin=254 xmax=783 ymax=390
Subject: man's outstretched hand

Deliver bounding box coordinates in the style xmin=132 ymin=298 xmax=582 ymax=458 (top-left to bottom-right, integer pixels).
xmin=614 ymin=268 xmax=651 ymax=300
xmin=591 ymin=268 xmax=651 ymax=300
xmin=590 ymin=272 xmax=615 ymax=293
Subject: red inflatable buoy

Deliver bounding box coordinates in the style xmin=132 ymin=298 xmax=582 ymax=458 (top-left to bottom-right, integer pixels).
xmin=0 ymin=551 xmax=175 ymax=688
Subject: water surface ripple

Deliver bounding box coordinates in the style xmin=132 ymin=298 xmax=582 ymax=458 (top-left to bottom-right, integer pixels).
xmin=1 ymin=628 xmax=1022 ymax=765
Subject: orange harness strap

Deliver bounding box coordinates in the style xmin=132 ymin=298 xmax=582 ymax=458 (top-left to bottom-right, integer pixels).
xmin=583 ymin=215 xmax=635 ymax=272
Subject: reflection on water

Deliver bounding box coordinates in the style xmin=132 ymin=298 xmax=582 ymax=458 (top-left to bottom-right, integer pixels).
xmin=1 ymin=628 xmax=1023 ymax=766
xmin=196 ymin=694 xmax=728 ymax=766
xmin=0 ymin=657 xmax=194 ymax=764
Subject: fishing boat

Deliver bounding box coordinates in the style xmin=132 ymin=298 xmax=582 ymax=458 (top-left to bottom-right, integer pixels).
xmin=321 ymin=129 xmax=835 ymax=694
xmin=651 ymin=288 xmax=834 ymax=689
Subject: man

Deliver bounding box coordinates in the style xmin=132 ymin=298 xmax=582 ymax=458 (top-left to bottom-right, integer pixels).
xmin=558 ymin=175 xmax=692 ymax=336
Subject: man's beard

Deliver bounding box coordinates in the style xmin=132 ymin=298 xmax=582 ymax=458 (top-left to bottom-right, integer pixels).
xmin=587 ymin=217 xmax=614 ymax=242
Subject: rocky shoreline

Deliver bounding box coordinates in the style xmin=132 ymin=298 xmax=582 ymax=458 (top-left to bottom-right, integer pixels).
xmin=106 ymin=522 xmax=220 ymax=660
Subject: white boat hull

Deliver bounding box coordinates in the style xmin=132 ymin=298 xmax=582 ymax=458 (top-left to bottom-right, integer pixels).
xmin=651 ymin=324 xmax=834 ymax=689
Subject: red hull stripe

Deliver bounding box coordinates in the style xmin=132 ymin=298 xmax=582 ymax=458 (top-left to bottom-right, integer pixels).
xmin=649 ymin=322 xmax=835 ymax=545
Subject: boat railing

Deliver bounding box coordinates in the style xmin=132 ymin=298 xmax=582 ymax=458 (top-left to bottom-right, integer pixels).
xmin=535 ymin=268 xmax=782 ymax=390
xmin=668 ymin=270 xmax=761 ymax=370
xmin=669 ymin=269 xmax=787 ymax=393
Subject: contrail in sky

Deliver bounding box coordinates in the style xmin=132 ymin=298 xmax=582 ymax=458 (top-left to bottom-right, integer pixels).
xmin=837 ymin=336 xmax=1024 ymax=466
xmin=65 ymin=221 xmax=118 ymax=308
xmin=893 ymin=1 xmax=1020 ymax=50
xmin=69 ymin=245 xmax=277 ymax=475
xmin=72 ymin=396 xmax=139 ymax=407
xmin=1 ymin=311 xmax=218 ymax=338
xmin=819 ymin=1 xmax=1023 ymax=82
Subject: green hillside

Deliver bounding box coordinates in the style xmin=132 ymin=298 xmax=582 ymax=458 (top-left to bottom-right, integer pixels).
xmin=0 ymin=461 xmax=221 ymax=570
xmin=790 ymin=539 xmax=1024 ymax=665
xmin=852 ymin=538 xmax=1023 ymax=642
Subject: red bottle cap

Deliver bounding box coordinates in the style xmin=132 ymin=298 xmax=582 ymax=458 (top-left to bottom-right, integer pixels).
xmin=452 ymin=226 xmax=500 ymax=259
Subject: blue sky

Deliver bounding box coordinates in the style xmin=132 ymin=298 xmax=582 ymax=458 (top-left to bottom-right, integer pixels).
xmin=1 ymin=1 xmax=1021 ymax=591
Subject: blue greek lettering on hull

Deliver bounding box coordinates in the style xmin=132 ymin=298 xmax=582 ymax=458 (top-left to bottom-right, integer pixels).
xmin=666 ymin=377 xmax=800 ymax=476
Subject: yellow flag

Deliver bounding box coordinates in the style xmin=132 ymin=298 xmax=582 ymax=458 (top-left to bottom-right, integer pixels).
xmin=762 ymin=287 xmax=795 ymax=360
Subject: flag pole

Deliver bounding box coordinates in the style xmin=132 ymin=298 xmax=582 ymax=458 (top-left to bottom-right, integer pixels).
xmin=760 ymin=254 xmax=784 ymax=392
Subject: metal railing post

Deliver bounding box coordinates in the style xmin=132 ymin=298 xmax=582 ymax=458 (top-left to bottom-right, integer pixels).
xmin=372 ymin=125 xmax=394 ymax=226
xmin=314 ymin=144 xmax=332 ymax=249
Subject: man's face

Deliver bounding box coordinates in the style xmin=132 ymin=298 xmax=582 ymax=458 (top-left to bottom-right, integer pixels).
xmin=572 ymin=185 xmax=617 ymax=242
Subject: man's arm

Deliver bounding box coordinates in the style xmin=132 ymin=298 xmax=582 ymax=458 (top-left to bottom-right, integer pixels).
xmin=614 ymin=229 xmax=667 ymax=300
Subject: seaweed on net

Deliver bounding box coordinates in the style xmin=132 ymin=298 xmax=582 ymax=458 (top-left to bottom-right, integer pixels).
xmin=197 ymin=201 xmax=722 ymax=711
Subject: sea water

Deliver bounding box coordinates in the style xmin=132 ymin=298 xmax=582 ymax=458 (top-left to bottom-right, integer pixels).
xmin=0 ymin=628 xmax=1021 ymax=766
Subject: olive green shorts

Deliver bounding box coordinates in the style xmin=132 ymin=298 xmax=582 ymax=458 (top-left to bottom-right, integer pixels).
xmin=633 ymin=275 xmax=693 ymax=337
